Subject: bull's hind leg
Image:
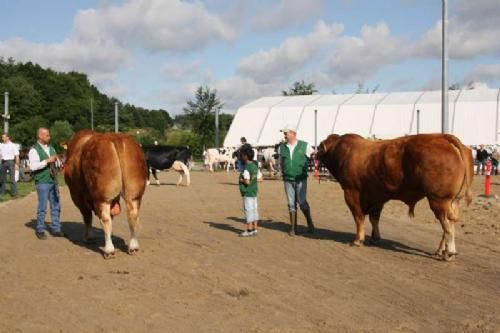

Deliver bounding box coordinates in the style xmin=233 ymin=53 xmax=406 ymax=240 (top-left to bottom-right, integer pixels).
xmin=80 ymin=207 xmax=94 ymax=244
xmin=368 ymin=205 xmax=383 ymax=245
xmin=96 ymin=203 xmax=115 ymax=259
xmin=125 ymin=198 xmax=141 ymax=255
xmin=344 ymin=190 xmax=366 ymax=246
xmin=430 ymin=199 xmax=457 ymax=261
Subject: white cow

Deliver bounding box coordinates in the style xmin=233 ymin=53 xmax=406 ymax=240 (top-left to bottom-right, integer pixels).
xmin=260 ymin=147 xmax=279 ymax=175
xmin=204 ymin=148 xmax=236 ymax=172
xmin=147 ymin=161 xmax=191 ymax=186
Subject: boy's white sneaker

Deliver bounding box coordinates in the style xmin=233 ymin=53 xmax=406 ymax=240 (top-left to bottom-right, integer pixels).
xmin=240 ymin=230 xmax=253 ymax=237
xmin=251 ymin=230 xmax=258 ymax=236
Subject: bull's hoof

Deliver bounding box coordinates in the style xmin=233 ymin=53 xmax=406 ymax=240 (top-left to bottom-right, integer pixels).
xmin=369 ymin=238 xmax=381 ymax=246
xmin=127 ymin=248 xmax=140 ymax=255
xmin=351 ymin=240 xmax=364 ymax=247
xmin=103 ymin=251 xmax=116 ymax=259
xmin=434 ymin=249 xmax=446 ymax=258
xmin=146 ymin=181 xmax=150 ymax=186
xmin=442 ymin=251 xmax=458 ymax=262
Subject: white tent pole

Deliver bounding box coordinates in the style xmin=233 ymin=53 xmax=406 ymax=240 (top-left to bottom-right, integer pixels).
xmin=442 ymin=0 xmax=449 ymax=134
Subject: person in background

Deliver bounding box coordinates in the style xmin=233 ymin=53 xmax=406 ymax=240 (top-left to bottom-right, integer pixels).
xmin=492 ymin=147 xmax=500 ymax=176
xmin=0 ymin=133 xmax=20 ymax=197
xmin=237 ymin=137 xmax=252 ymax=172
xmin=475 ymin=145 xmax=488 ymax=175
xmin=28 ymin=128 xmax=63 ymax=240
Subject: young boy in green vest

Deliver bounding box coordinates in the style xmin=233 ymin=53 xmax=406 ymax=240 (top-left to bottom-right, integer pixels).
xmin=239 ymin=147 xmax=259 ymax=237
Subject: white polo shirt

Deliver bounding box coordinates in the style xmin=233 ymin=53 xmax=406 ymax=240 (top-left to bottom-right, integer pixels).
xmin=0 ymin=141 xmax=19 ymax=161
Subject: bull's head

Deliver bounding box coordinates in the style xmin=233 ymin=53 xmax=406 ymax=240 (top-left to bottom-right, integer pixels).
xmin=317 ymin=134 xmax=341 ymax=163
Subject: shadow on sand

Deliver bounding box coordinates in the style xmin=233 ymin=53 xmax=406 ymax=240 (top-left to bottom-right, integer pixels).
xmin=25 ymin=219 xmax=128 ymax=256
xmin=205 ymin=216 xmax=436 ymax=260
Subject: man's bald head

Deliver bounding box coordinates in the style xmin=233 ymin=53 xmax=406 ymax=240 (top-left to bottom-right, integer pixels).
xmin=37 ymin=127 xmax=51 ymax=145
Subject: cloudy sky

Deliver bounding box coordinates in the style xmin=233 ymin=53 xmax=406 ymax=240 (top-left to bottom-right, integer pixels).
xmin=0 ymin=0 xmax=499 ymax=114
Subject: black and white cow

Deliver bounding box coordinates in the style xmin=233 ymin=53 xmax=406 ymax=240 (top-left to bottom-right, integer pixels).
xmin=143 ymin=145 xmax=192 ymax=186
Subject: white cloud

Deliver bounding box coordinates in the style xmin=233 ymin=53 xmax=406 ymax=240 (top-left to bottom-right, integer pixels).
xmin=73 ymin=0 xmax=238 ymax=52
xmin=213 ymin=75 xmax=282 ymax=110
xmin=412 ymin=0 xmax=500 ymax=59
xmin=237 ymin=21 xmax=343 ymax=83
xmin=162 ymin=60 xmax=206 ymax=82
xmin=252 ymin=0 xmax=325 ymax=31
xmin=325 ymin=22 xmax=404 ymax=85
xmin=466 ymin=64 xmax=500 ymax=83
xmin=0 ymin=37 xmax=128 ymax=80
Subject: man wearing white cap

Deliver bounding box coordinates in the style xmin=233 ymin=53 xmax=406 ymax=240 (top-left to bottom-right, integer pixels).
xmin=279 ymin=125 xmax=315 ymax=236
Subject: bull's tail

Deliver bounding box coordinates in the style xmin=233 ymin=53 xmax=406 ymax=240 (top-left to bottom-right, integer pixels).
xmin=445 ymin=135 xmax=473 ymax=206
xmin=109 ymin=140 xmax=124 ymax=216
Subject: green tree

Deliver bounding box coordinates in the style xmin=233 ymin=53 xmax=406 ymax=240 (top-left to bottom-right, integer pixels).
xmin=50 ymin=120 xmax=74 ymax=153
xmin=355 ymin=83 xmax=380 ymax=94
xmin=182 ymin=86 xmax=224 ymax=145
xmin=282 ymin=80 xmax=318 ymax=96
xmin=0 ymin=58 xmax=174 ymax=135
xmin=10 ymin=116 xmax=49 ymax=148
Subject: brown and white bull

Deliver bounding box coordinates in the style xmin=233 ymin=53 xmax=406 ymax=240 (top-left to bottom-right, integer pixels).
xmin=64 ymin=130 xmax=147 ymax=258
xmin=318 ymin=133 xmax=473 ymax=260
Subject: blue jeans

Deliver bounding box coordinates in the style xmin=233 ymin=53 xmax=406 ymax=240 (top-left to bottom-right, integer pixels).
xmin=284 ymin=179 xmax=310 ymax=213
xmin=0 ymin=160 xmax=17 ymax=196
xmin=35 ymin=183 xmax=61 ymax=233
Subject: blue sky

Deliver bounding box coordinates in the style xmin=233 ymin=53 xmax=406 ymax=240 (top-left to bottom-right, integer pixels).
xmin=1 ymin=0 xmax=499 ymax=114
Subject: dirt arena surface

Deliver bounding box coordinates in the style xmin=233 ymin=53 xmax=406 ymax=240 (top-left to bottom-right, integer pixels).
xmin=1 ymin=171 xmax=499 ymax=333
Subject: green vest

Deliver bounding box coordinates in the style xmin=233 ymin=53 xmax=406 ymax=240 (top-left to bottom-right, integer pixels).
xmin=239 ymin=162 xmax=258 ymax=197
xmin=33 ymin=143 xmax=56 ymax=185
xmin=280 ymin=140 xmax=309 ymax=181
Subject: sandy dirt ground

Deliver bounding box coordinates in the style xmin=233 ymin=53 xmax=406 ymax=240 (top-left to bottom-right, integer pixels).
xmin=0 ymin=171 xmax=499 ymax=333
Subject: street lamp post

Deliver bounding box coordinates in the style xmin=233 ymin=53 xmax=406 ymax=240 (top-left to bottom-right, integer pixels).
xmin=215 ymin=108 xmax=219 ymax=147
xmin=3 ymin=92 xmax=9 ymax=134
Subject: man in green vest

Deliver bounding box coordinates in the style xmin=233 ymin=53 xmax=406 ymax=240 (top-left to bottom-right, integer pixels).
xmin=279 ymin=125 xmax=315 ymax=236
xmin=28 ymin=128 xmax=63 ymax=240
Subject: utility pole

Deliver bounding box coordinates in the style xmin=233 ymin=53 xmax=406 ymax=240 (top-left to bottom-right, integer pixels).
xmin=442 ymin=0 xmax=449 ymax=133
xmin=90 ymin=97 xmax=94 ymax=131
xmin=215 ymin=108 xmax=219 ymax=147
xmin=314 ymin=109 xmax=318 ymax=150
xmin=114 ymin=102 xmax=119 ymax=133
xmin=417 ymin=109 xmax=420 ymax=134
xmin=3 ymin=92 xmax=9 ymax=134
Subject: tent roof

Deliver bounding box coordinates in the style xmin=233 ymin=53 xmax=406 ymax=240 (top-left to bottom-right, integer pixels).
xmin=224 ymin=89 xmax=500 ymax=147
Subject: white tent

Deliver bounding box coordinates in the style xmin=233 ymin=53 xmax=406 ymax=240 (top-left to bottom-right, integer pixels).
xmin=224 ymin=89 xmax=500 ymax=147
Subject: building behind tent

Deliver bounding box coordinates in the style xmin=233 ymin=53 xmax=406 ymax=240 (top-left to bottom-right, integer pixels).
xmin=223 ymin=89 xmax=500 ymax=147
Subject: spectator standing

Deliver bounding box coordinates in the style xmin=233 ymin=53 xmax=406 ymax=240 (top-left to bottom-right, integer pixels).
xmin=475 ymin=145 xmax=488 ymax=175
xmin=0 ymin=133 xmax=20 ymax=197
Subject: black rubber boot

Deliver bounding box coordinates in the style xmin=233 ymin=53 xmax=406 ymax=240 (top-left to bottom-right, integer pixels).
xmin=288 ymin=212 xmax=297 ymax=236
xmin=302 ymin=208 xmax=315 ymax=234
